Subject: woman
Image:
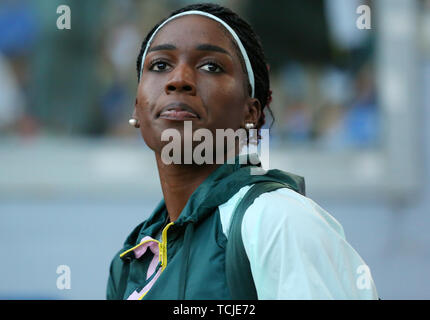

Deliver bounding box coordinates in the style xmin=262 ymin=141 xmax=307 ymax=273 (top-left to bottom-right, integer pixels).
xmin=106 ymin=3 xmax=378 ymax=300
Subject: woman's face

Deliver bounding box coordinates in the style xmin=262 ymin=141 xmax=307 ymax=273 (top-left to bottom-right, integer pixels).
xmin=134 ymin=15 xmax=260 ymax=157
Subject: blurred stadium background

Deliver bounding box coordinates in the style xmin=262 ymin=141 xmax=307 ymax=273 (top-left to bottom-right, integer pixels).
xmin=0 ymin=0 xmax=429 ymax=299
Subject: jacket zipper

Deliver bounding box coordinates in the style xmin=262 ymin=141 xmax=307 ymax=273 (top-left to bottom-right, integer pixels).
xmin=137 ymin=221 xmax=175 ymax=300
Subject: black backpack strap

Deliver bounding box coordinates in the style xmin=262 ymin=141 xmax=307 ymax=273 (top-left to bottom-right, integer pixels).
xmin=226 ymin=181 xmax=288 ymax=300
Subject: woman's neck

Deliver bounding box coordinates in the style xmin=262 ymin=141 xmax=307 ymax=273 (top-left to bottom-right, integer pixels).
xmin=154 ymin=152 xmax=222 ymax=222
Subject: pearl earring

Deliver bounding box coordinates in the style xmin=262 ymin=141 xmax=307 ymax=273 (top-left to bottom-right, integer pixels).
xmin=245 ymin=123 xmax=257 ymax=145
xmin=128 ymin=118 xmax=139 ymax=128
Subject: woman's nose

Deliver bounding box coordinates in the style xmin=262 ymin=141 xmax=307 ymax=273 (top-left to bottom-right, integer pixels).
xmin=165 ymin=64 xmax=196 ymax=95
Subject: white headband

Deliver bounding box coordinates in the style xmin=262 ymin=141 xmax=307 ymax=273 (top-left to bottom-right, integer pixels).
xmin=139 ymin=10 xmax=255 ymax=98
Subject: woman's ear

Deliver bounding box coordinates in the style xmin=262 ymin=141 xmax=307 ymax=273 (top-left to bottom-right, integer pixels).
xmin=131 ymin=99 xmax=140 ymax=128
xmin=243 ymin=98 xmax=261 ymax=127
xmin=133 ymin=99 xmax=138 ymax=118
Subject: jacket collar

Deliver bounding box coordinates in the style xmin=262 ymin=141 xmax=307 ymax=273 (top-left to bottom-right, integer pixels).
xmin=128 ymin=153 xmax=305 ymax=243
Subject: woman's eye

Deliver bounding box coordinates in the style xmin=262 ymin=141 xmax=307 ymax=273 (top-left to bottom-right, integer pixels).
xmin=149 ymin=60 xmax=222 ymax=73
xmin=150 ymin=61 xmax=170 ymax=72
xmin=200 ymin=62 xmax=223 ymax=73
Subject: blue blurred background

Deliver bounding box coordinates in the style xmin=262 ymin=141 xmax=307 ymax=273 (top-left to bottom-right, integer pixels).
xmin=0 ymin=0 xmax=429 ymax=299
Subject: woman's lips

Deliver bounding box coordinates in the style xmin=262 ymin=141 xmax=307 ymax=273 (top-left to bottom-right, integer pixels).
xmin=157 ymin=102 xmax=200 ymax=121
xmin=159 ymin=109 xmax=199 ymax=120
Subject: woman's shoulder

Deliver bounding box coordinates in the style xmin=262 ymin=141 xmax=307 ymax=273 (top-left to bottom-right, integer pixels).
xmin=218 ymin=184 xmax=345 ymax=240
xmin=249 ymin=187 xmax=345 ymax=236
xmin=239 ymin=186 xmax=378 ymax=299
xmin=244 ymin=186 xmax=346 ymax=240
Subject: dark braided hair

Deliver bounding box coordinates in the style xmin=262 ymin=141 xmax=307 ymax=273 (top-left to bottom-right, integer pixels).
xmin=136 ymin=2 xmax=274 ymax=137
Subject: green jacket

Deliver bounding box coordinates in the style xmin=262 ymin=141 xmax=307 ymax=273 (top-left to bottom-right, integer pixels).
xmin=106 ymin=154 xmax=305 ymax=300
